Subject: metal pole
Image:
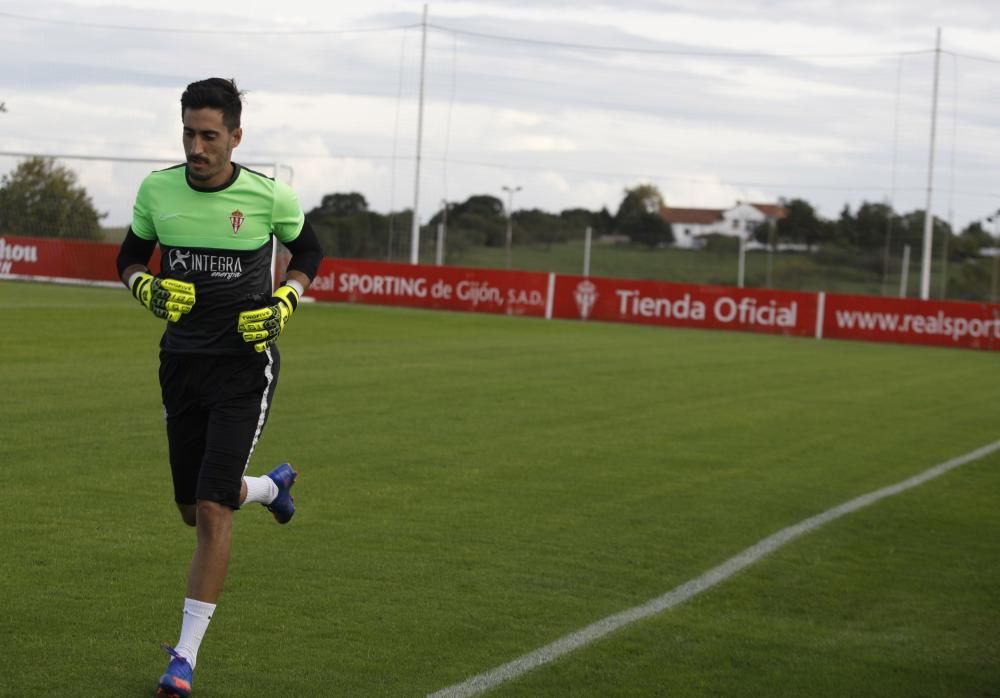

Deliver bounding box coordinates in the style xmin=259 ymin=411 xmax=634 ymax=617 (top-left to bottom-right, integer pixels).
xmin=766 ymin=219 xmax=775 ymax=288
xmin=919 ymin=28 xmax=942 ymax=300
xmin=583 ymin=226 xmax=592 ymax=276
xmin=435 ymin=200 xmax=448 ymax=266
xmin=992 ymin=254 xmax=999 ymax=304
xmin=409 ymin=4 xmax=428 ymax=265
xmin=883 ymin=57 xmax=904 ymax=297
xmin=900 ymin=244 xmax=911 ymax=298
xmin=992 ymin=215 xmax=1000 ymax=303
xmin=737 ymin=236 xmax=746 ymax=288
xmin=940 ymin=219 xmax=950 ymax=299
xmin=881 ymin=197 xmax=894 ymax=296
xmin=502 ymin=185 xmax=521 ymax=270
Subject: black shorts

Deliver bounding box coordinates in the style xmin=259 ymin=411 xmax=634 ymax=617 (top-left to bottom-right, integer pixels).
xmin=158 ymin=348 xmax=281 ymax=509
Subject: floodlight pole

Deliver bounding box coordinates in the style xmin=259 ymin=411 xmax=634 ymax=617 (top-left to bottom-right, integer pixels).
xmin=409 ymin=4 xmax=429 ymax=265
xmin=919 ymin=28 xmax=942 ymax=300
xmin=502 ymin=185 xmax=521 ymax=269
xmin=583 ymin=226 xmax=592 ymax=277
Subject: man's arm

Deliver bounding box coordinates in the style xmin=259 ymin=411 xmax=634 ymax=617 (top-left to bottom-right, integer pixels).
xmin=117 ymin=227 xmax=157 ymax=285
xmin=282 ymin=218 xmax=323 ymax=293
xmin=237 ymin=219 xmax=324 ymax=352
xmin=117 ymin=227 xmax=196 ymax=322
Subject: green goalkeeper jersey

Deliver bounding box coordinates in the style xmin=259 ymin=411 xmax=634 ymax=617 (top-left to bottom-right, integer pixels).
xmin=132 ymin=163 xmax=305 ymax=355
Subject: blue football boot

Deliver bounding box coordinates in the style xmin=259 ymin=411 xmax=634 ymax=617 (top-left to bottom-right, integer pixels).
xmin=266 ymin=462 xmax=298 ymax=524
xmin=157 ymin=645 xmax=193 ymax=698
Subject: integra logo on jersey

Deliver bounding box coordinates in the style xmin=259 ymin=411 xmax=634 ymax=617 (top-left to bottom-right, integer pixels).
xmin=168 ymin=248 xmax=244 ymax=280
xmin=168 ymin=249 xmax=192 ymax=271
xmin=229 ymin=209 xmax=245 ymax=235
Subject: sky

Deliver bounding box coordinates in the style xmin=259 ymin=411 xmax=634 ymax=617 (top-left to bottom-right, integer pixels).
xmin=1 ymin=0 xmax=999 ymax=233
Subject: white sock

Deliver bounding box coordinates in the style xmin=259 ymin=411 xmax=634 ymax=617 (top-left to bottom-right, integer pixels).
xmin=174 ymin=598 xmax=216 ymax=670
xmin=243 ymin=475 xmax=278 ymax=505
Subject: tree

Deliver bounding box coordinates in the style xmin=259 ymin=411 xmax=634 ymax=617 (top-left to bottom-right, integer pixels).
xmin=774 ymin=198 xmax=832 ymax=248
xmin=896 ymin=210 xmax=952 ymax=251
xmin=0 ymin=157 xmax=105 ymax=239
xmin=616 ymin=184 xmax=673 ymax=247
xmin=852 ymin=201 xmax=898 ymax=250
xmin=313 ymin=192 xmax=369 ymax=217
xmin=306 ymin=191 xmax=399 ymax=259
xmin=431 ymin=195 xmax=506 ymax=247
xmin=954 ymin=220 xmax=995 ymax=258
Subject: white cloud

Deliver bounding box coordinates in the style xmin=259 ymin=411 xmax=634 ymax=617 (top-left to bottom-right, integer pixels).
xmin=1 ymin=0 xmax=999 ymax=231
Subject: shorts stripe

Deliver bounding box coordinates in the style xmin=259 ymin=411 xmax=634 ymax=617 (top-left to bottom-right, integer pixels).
xmin=243 ymin=346 xmax=276 ymax=474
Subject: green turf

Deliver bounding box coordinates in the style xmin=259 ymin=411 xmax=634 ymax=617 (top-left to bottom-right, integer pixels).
xmin=0 ymin=280 xmax=997 ymax=697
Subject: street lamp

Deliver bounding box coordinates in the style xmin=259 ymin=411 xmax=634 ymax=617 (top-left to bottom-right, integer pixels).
xmin=502 ymin=185 xmax=521 ymax=269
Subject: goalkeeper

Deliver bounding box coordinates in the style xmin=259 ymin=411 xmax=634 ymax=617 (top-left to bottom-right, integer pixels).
xmin=115 ymin=78 xmax=322 ymax=698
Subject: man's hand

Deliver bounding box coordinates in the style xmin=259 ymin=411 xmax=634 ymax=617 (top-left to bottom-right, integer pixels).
xmin=129 ymin=272 xmax=195 ymax=322
xmin=237 ymin=284 xmax=300 ymax=352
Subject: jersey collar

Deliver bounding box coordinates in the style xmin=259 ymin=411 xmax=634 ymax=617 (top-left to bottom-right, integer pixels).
xmin=185 ymin=162 xmax=241 ymax=193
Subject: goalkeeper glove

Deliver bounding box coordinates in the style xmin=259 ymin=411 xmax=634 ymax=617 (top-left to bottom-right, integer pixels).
xmin=129 ymin=272 xmax=195 ymax=322
xmin=237 ymin=283 xmax=300 ymax=352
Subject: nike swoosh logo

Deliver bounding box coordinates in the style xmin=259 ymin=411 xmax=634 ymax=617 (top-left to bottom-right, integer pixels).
xmin=158 ymin=212 xmax=182 ymax=221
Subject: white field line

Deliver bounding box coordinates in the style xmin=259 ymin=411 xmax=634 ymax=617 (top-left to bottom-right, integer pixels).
xmin=428 ymin=439 xmax=1000 ymax=698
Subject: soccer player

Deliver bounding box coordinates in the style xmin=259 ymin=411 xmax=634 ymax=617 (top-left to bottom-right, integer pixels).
xmin=115 ymin=78 xmax=323 ymax=698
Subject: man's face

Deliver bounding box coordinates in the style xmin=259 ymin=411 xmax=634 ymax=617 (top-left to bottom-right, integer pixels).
xmin=182 ymin=107 xmax=242 ymax=188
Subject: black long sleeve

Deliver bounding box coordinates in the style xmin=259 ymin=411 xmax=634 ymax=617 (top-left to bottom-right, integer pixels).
xmin=116 ymin=227 xmax=157 ymax=282
xmin=284 ymin=218 xmax=323 ymax=280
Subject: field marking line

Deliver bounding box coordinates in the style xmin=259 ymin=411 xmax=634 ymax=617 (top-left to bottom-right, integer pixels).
xmin=428 ymin=439 xmax=1000 ymax=698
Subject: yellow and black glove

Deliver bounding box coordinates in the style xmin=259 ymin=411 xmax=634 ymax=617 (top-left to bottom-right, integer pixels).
xmin=129 ymin=272 xmax=195 ymax=322
xmin=237 ymin=283 xmax=300 ymax=353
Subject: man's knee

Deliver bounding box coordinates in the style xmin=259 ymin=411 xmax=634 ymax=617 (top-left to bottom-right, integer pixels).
xmin=177 ymin=503 xmax=197 ymax=527
xmin=195 ymin=499 xmax=234 ymax=536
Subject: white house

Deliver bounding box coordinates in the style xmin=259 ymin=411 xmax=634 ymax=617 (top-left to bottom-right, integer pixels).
xmin=662 ymin=201 xmax=786 ymax=249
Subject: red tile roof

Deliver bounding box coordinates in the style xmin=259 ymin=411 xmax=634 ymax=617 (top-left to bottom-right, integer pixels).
xmin=659 ymin=206 xmax=724 ymax=225
xmin=748 ymin=203 xmax=787 ymax=219
xmin=658 ymin=202 xmax=787 ymax=224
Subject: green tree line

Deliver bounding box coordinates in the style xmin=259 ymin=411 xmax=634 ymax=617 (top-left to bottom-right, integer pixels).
xmin=1 ymin=159 xmax=996 ymax=267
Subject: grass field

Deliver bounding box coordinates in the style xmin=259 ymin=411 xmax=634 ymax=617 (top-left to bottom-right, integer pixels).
xmin=435 ymin=240 xmax=996 ymax=301
xmin=1 ymin=280 xmax=998 ymax=697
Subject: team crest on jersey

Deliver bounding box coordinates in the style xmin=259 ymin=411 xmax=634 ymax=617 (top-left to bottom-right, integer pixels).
xmin=229 ymin=209 xmax=245 ymax=235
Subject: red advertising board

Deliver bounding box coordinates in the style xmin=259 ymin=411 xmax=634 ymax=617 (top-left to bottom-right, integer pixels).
xmin=550 ymin=274 xmax=820 ymax=338
xmin=822 ymin=292 xmax=1000 ymax=351
xmin=4 ymin=235 xmax=998 ymax=352
xmin=0 ymin=234 xmax=160 ymax=285
xmin=307 ymin=258 xmax=551 ymax=317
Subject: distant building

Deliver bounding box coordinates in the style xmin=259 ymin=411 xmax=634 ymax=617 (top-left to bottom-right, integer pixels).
xmin=661 ymin=201 xmax=786 ymax=249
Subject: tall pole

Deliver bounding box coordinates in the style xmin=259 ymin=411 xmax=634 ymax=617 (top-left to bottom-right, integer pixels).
xmin=409 ymin=4 xmax=429 ymax=265
xmin=737 ymin=237 xmax=746 ymax=288
xmin=883 ymin=57 xmax=904 ymax=297
xmin=436 ymin=200 xmax=448 ymax=266
xmin=502 ymin=185 xmax=521 ymax=269
xmin=766 ymin=218 xmax=775 ymax=288
xmin=919 ymin=28 xmax=942 ymax=300
xmin=900 ymin=244 xmax=911 ymax=298
xmin=991 ymin=214 xmax=1000 ymax=303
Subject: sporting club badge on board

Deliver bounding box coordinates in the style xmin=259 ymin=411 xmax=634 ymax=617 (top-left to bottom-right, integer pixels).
xmin=229 ymin=209 xmax=245 ymax=235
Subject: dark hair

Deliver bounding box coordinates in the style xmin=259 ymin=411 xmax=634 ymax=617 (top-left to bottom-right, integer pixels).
xmin=180 ymin=78 xmax=244 ymax=130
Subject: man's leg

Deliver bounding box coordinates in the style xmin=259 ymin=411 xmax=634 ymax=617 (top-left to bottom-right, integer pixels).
xmin=159 ymin=350 xmax=282 ymax=696
xmin=186 ymin=500 xmax=233 ymax=603
xmin=164 ymin=500 xmax=230 ymax=689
